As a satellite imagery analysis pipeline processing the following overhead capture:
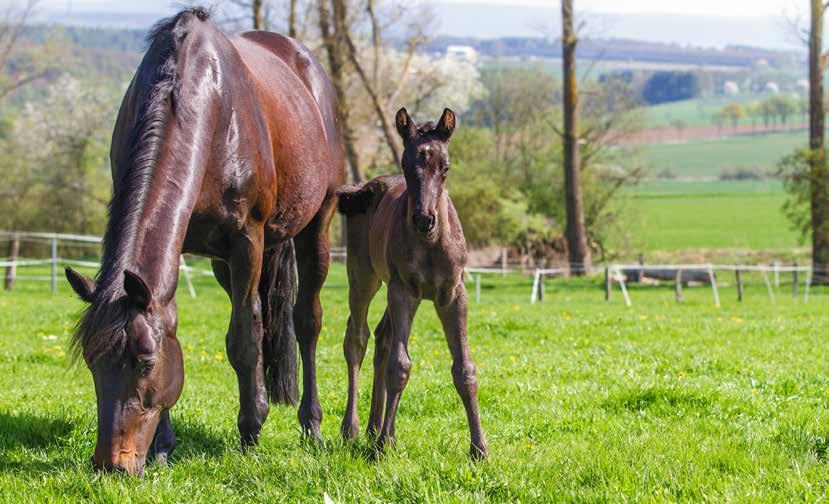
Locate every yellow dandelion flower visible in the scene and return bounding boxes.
[678,371,685,381]
[328,391,336,398]
[214,353,223,361]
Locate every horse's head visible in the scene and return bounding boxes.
[396,107,456,239]
[65,267,184,476]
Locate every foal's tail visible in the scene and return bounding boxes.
[259,240,298,406]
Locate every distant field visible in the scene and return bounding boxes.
[644,131,804,179]
[624,188,799,251]
[643,94,798,129]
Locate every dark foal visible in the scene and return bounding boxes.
[336,108,488,459]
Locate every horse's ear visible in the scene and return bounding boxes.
[65,267,96,303]
[124,270,152,311]
[395,107,416,141]
[436,108,456,140]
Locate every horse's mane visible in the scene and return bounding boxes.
[70,7,210,365]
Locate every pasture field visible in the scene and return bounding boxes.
[1,265,829,501]
[644,131,804,179]
[624,188,799,252]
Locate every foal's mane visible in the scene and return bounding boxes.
[70,8,210,365]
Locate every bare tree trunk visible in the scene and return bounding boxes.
[337,1,402,167]
[367,0,382,89]
[288,0,298,37]
[321,0,363,183]
[251,0,264,29]
[561,0,591,276]
[810,0,829,283]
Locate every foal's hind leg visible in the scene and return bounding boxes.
[341,236,381,440]
[366,309,391,438]
[293,196,337,439]
[435,281,488,459]
[211,236,269,448]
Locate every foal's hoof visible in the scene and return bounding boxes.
[470,442,489,461]
[340,419,360,442]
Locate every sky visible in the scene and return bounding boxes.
[11,0,810,49]
[25,0,800,19]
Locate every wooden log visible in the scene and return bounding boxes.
[736,269,744,302]
[3,233,20,291]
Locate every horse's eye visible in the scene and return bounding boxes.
[137,358,156,376]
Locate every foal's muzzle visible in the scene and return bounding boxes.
[414,212,436,236]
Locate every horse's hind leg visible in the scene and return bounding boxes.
[293,196,337,439]
[435,282,488,460]
[366,309,390,438]
[341,223,381,440]
[148,409,176,465]
[212,235,269,448]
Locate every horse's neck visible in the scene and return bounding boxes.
[102,152,207,303]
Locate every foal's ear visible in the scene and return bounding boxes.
[124,270,152,311]
[65,267,96,303]
[436,108,456,140]
[395,107,417,141]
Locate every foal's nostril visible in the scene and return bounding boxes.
[415,213,436,234]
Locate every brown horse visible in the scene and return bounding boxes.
[336,108,488,459]
[63,8,343,475]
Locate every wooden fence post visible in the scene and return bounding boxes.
[3,233,20,291]
[475,273,481,304]
[792,262,799,299]
[674,268,683,303]
[50,235,58,295]
[604,266,611,301]
[736,269,744,302]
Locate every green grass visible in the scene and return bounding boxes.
[645,131,805,179]
[625,190,799,251]
[1,265,829,500]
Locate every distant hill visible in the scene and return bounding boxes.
[423,37,803,69]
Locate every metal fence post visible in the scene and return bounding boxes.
[475,273,481,304]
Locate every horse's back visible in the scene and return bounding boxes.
[230,33,344,240]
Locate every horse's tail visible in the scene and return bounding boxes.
[259,240,298,406]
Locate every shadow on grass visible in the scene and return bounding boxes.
[0,410,231,474]
[0,410,77,474]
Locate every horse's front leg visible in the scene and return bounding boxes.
[293,197,336,439]
[435,281,488,460]
[221,233,269,447]
[377,274,420,452]
[148,409,176,466]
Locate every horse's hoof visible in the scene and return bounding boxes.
[470,442,489,461]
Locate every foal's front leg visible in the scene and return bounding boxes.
[377,275,420,452]
[220,237,269,447]
[435,281,488,459]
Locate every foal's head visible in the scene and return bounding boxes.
[66,267,184,476]
[395,107,456,239]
